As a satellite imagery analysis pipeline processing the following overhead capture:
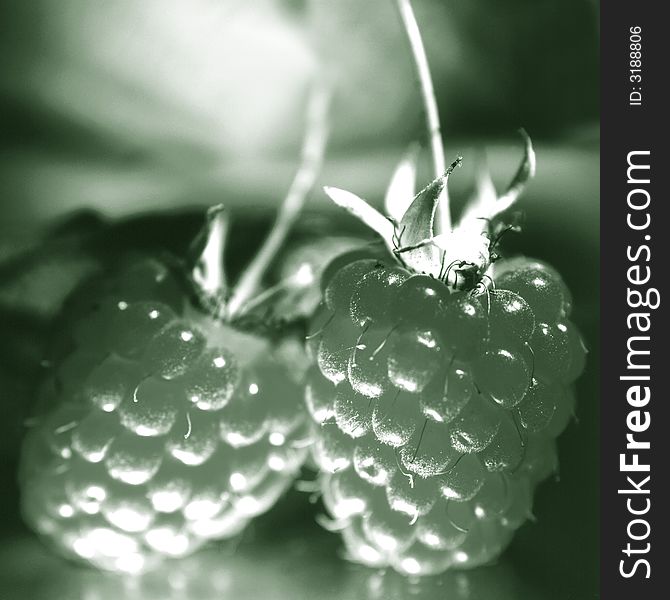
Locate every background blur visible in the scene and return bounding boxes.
[0,1,598,598]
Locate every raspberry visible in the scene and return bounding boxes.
[19,206,315,573]
[19,79,332,572]
[20,266,309,573]
[306,253,584,574]
[309,135,585,575]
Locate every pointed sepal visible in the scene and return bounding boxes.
[459,157,498,226]
[494,129,536,217]
[384,145,419,223]
[323,186,396,254]
[394,157,462,275]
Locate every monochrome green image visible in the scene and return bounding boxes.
[0,0,598,598]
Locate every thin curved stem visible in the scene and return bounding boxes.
[396,0,451,233]
[190,204,230,319]
[226,81,331,318]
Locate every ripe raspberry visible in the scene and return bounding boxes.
[19,254,309,574]
[307,136,586,575]
[18,80,332,573]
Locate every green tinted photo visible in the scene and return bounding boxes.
[0,1,598,598]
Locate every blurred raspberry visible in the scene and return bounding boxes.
[19,258,309,573]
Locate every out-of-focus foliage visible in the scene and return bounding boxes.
[0,0,598,154]
[310,0,598,144]
[0,0,597,230]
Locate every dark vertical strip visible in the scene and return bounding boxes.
[601,2,667,597]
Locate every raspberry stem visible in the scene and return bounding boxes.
[395,0,451,233]
[226,82,331,318]
[191,204,230,319]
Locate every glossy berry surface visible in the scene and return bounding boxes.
[19,259,309,573]
[306,255,585,575]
